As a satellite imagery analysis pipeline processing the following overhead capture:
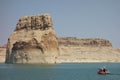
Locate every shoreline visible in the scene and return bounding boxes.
[0,62,120,65]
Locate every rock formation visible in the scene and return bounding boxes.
[2,36,120,63]
[3,14,120,64]
[57,37,120,63]
[5,14,59,64]
[0,45,6,62]
[58,37,112,47]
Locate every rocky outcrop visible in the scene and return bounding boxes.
[15,14,53,31]
[57,46,120,63]
[58,37,112,47]
[5,14,59,64]
[3,14,120,64]
[2,35,120,63]
[57,37,120,63]
[0,45,6,62]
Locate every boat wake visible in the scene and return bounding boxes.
[108,73,120,75]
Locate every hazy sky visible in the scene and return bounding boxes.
[0,0,120,47]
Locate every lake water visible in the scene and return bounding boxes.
[0,63,120,80]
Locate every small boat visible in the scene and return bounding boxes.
[97,66,110,75]
[98,71,110,75]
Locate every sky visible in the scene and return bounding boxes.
[0,0,120,48]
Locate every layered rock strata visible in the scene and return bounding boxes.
[5,14,59,64]
[57,37,120,63]
[0,45,6,62]
[3,14,120,64]
[58,37,112,47]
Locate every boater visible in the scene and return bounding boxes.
[98,66,110,75]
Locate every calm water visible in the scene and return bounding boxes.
[0,63,120,80]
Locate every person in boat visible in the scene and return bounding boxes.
[98,66,110,74]
[98,66,107,72]
[102,66,107,72]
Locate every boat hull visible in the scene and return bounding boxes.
[98,71,110,75]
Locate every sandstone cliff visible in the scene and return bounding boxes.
[57,37,120,63]
[3,14,120,64]
[0,45,6,62]
[5,14,59,64]
[58,37,112,47]
[2,36,120,63]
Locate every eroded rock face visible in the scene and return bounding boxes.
[58,37,112,47]
[0,45,6,62]
[15,14,53,31]
[5,14,59,64]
